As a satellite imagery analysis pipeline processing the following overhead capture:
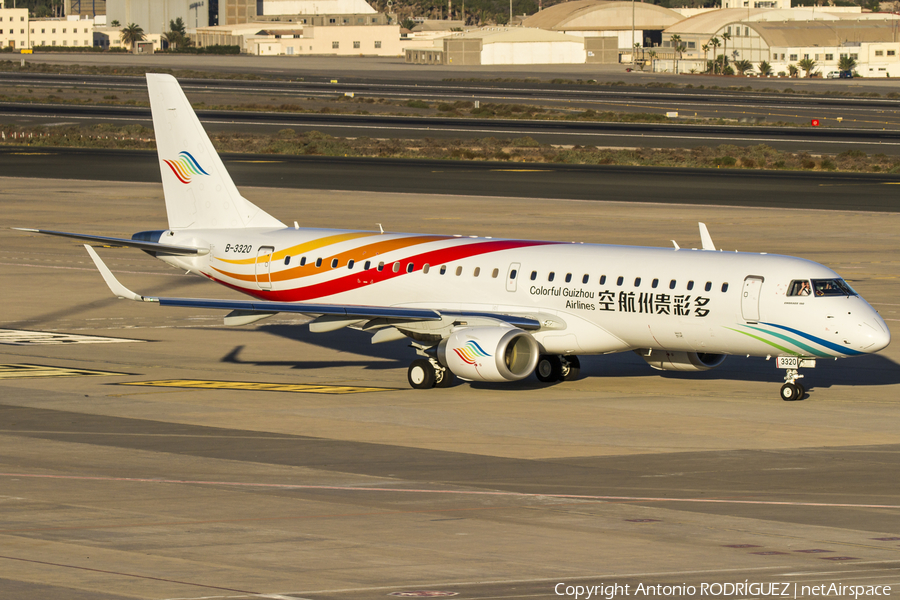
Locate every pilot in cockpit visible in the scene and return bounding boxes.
[788,280,811,297]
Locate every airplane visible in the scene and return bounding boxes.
[16,74,891,401]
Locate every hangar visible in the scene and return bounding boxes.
[405,27,594,65]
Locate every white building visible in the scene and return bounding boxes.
[30,17,95,48]
[195,21,401,55]
[107,0,209,33]
[407,27,588,66]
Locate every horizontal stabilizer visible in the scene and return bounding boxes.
[16,228,208,256]
[699,222,716,251]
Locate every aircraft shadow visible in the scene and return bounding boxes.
[224,323,900,393]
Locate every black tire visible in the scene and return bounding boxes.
[561,355,581,381]
[780,383,799,401]
[408,359,436,389]
[435,368,455,388]
[796,383,805,399]
[536,355,562,382]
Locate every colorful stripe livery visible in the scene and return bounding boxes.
[727,322,863,358]
[211,238,557,302]
[454,341,492,365]
[163,151,210,184]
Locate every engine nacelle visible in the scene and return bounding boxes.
[638,350,726,372]
[438,327,540,382]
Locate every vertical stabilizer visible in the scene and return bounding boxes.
[147,73,284,230]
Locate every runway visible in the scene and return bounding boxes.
[2,147,900,211]
[1,175,899,599]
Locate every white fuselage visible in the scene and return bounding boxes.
[154,226,890,360]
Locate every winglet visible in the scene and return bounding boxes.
[83,245,158,303]
[671,240,680,250]
[699,222,716,251]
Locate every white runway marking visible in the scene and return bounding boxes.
[1,472,897,509]
[0,329,145,346]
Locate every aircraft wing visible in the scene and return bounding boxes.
[83,245,541,330]
[14,228,208,256]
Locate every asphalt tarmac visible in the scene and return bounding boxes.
[1,175,900,599]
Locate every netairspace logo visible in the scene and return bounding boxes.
[554,582,892,599]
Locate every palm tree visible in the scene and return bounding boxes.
[670,34,682,73]
[169,17,187,37]
[709,37,720,74]
[110,19,120,27]
[797,57,817,78]
[838,55,856,74]
[120,23,145,51]
[757,60,772,76]
[701,44,710,72]
[788,64,799,78]
[721,31,731,74]
[734,59,752,75]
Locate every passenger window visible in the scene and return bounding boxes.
[284,256,291,265]
[616,276,624,286]
[456,266,463,276]
[599,275,606,285]
[364,260,371,270]
[392,262,400,273]
[705,281,712,292]
[669,279,676,290]
[331,258,338,268]
[634,277,641,287]
[652,278,659,289]
[548,272,555,282]
[531,271,538,281]
[582,274,589,284]
[565,273,572,283]
[492,268,499,278]
[440,265,447,275]
[423,264,430,274]
[510,269,517,280]
[348,259,354,270]
[377,261,385,272]
[474,267,481,277]
[407,263,414,273]
[300,256,307,266]
[687,280,694,291]
[788,280,811,297]
[722,283,729,292]
[315,258,323,268]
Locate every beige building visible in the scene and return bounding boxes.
[406,27,594,66]
[0,7,28,50]
[195,22,401,55]
[30,17,95,48]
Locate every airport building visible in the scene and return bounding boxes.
[194,21,401,55]
[405,27,599,65]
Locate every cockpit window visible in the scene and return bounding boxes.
[812,278,857,297]
[788,280,812,297]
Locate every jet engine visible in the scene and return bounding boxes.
[637,350,726,372]
[438,327,540,382]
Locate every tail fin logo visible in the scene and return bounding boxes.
[453,340,492,365]
[163,151,210,184]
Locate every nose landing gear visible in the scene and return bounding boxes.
[777,356,814,401]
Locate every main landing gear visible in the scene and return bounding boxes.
[407,358,454,389]
[779,366,806,402]
[536,355,580,383]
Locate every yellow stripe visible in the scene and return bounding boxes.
[0,364,124,379]
[120,379,395,394]
[216,232,379,265]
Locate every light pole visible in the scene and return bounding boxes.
[631,0,635,64]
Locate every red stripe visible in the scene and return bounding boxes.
[164,160,190,184]
[210,239,556,302]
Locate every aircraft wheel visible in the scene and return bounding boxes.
[561,355,581,381]
[796,383,805,399]
[435,368,455,388]
[780,383,800,401]
[536,355,562,382]
[408,359,436,389]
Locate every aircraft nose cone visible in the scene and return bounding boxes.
[863,316,891,353]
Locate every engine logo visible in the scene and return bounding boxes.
[453,340,491,365]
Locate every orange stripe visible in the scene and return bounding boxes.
[212,235,451,283]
